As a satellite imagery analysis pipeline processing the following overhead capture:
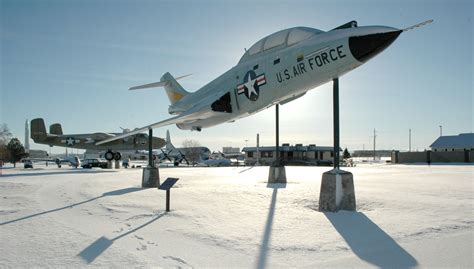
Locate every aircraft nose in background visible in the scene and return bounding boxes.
[349,30,402,62]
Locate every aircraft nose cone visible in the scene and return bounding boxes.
[349,30,402,62]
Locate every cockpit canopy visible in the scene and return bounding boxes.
[239,27,324,63]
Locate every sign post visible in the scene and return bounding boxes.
[158,177,179,212]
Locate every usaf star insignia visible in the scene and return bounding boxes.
[237,70,266,101]
[65,137,79,146]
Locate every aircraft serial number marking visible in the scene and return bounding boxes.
[276,45,346,83]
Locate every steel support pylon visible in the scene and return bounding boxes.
[268,104,286,183]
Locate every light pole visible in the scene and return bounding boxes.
[409,128,411,152]
[373,128,377,161]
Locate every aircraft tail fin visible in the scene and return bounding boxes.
[50,123,63,135]
[129,72,191,105]
[165,130,175,151]
[30,118,47,142]
[161,72,190,104]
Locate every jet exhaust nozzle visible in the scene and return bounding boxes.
[349,30,402,62]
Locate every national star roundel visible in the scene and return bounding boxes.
[65,137,77,146]
[237,70,267,101]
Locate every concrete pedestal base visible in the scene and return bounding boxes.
[142,166,160,188]
[319,169,356,212]
[106,161,113,169]
[268,165,287,183]
[114,160,120,169]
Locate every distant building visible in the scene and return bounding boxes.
[392,133,474,163]
[28,149,48,158]
[242,143,337,166]
[430,133,474,152]
[352,150,392,158]
[222,147,240,154]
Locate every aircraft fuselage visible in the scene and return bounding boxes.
[174,25,401,130]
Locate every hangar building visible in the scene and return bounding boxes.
[392,133,474,163]
[430,133,474,151]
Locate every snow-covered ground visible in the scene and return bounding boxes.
[1,163,472,268]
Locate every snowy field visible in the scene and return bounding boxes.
[1,163,472,268]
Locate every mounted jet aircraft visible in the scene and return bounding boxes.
[96,20,432,145]
[30,118,166,161]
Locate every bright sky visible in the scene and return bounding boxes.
[1,0,472,153]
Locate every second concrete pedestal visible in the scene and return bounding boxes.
[268,165,287,183]
[319,169,356,212]
[142,166,160,188]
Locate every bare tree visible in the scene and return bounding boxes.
[0,124,13,163]
[0,124,12,146]
[181,139,202,165]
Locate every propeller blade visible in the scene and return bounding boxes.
[177,149,190,165]
[182,155,190,165]
[160,148,172,161]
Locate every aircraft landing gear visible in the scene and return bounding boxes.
[104,150,122,161]
[105,150,114,161]
[113,152,121,161]
[104,150,122,169]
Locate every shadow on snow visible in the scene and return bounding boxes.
[78,212,167,263]
[324,211,418,268]
[255,183,286,269]
[0,187,144,226]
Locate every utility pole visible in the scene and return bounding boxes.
[24,120,30,154]
[256,133,260,166]
[408,129,412,152]
[373,128,377,161]
[439,125,443,137]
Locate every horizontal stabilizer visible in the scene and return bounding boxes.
[129,74,192,91]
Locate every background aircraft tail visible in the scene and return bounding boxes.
[50,123,63,135]
[30,118,47,142]
[129,72,191,105]
[165,130,175,151]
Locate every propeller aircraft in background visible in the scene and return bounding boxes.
[30,118,166,161]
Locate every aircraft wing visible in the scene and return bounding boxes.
[89,132,116,140]
[95,109,216,146]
